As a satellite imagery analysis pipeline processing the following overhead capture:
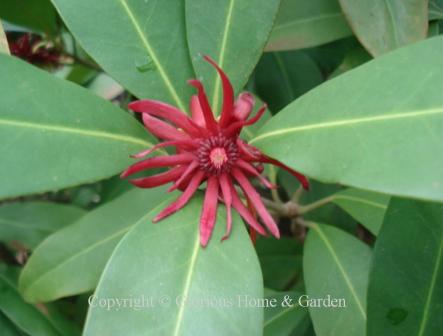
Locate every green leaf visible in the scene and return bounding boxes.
[65,65,97,86]
[260,255,302,291]
[304,223,371,336]
[0,312,23,336]
[329,47,372,78]
[256,236,302,256]
[0,20,9,54]
[332,188,390,235]
[251,37,443,202]
[51,0,194,110]
[266,0,352,52]
[339,0,428,56]
[429,0,443,20]
[0,54,153,199]
[240,95,272,141]
[0,0,57,34]
[428,20,441,37]
[186,0,280,115]
[367,198,443,336]
[0,265,62,336]
[256,236,303,291]
[254,51,323,112]
[0,202,85,249]
[83,195,263,336]
[264,292,311,336]
[19,188,172,302]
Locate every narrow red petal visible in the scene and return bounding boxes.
[121,153,194,178]
[130,140,197,159]
[129,100,202,136]
[168,160,199,192]
[259,155,310,190]
[190,95,206,127]
[234,92,255,121]
[129,166,186,188]
[249,227,258,245]
[219,174,233,241]
[203,55,234,127]
[230,182,266,235]
[142,114,190,141]
[225,104,267,137]
[232,168,280,238]
[153,170,205,222]
[237,159,276,189]
[200,177,219,246]
[188,79,218,133]
[237,139,261,161]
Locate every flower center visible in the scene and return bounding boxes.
[197,134,238,174]
[209,148,228,169]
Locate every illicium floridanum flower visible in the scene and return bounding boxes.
[121,56,309,246]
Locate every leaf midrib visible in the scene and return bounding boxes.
[251,107,443,143]
[313,224,367,320]
[0,218,54,233]
[118,0,186,111]
[263,303,300,328]
[0,118,152,147]
[21,225,133,298]
[383,0,399,47]
[211,0,235,115]
[334,195,388,210]
[0,272,62,336]
[417,236,443,336]
[172,228,201,336]
[274,12,344,32]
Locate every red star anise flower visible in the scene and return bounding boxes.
[121,56,309,246]
[8,33,60,66]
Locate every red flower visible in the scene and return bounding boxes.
[121,56,309,246]
[8,33,60,66]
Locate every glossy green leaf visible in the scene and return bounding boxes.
[19,188,172,302]
[367,199,443,336]
[254,51,323,112]
[83,195,263,336]
[186,0,280,115]
[0,265,62,336]
[429,0,443,20]
[256,237,304,291]
[251,37,443,202]
[428,20,441,37]
[256,236,302,256]
[0,0,57,34]
[266,0,352,52]
[51,0,194,110]
[0,202,85,249]
[264,292,311,336]
[0,54,153,199]
[241,96,271,141]
[339,0,428,56]
[333,188,390,235]
[0,312,23,336]
[304,223,371,336]
[0,21,9,54]
[260,255,302,291]
[65,65,97,86]
[329,47,372,78]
